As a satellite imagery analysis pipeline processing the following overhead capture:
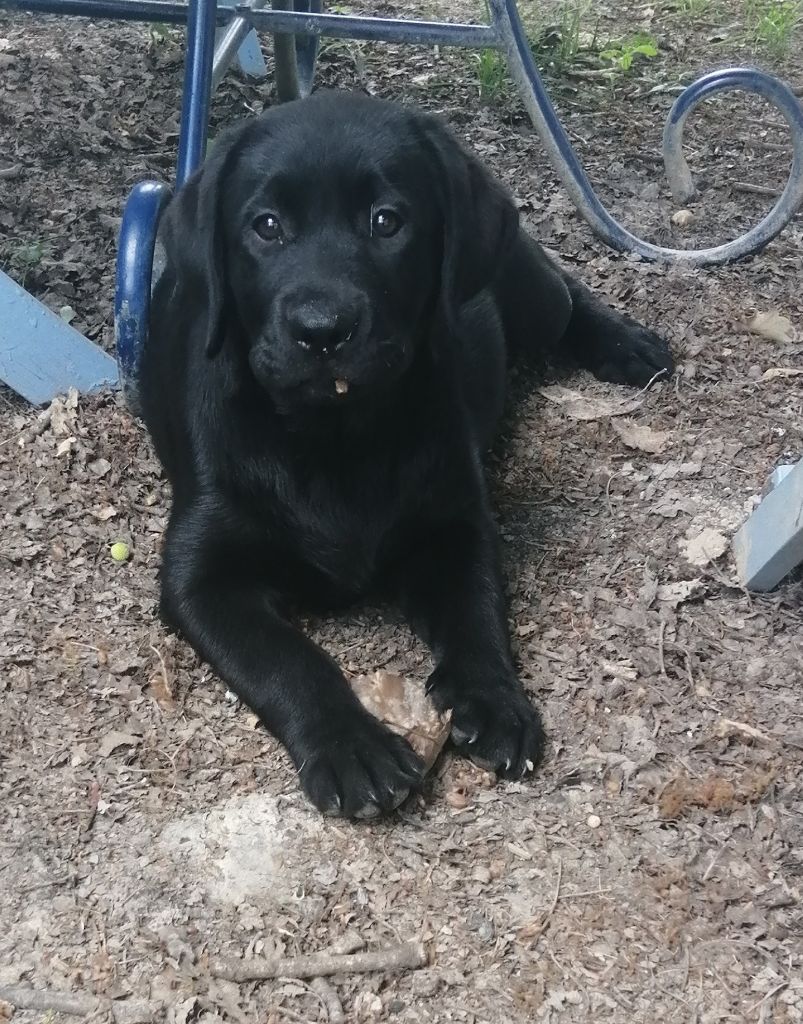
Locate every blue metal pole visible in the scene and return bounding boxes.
[176,0,217,186]
[0,0,500,48]
[0,0,218,22]
[491,0,803,265]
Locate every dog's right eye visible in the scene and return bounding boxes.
[253,214,284,242]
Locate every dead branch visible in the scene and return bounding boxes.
[310,978,345,1024]
[0,986,159,1023]
[210,940,428,983]
[733,181,781,198]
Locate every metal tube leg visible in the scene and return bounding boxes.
[176,0,217,186]
[115,181,173,411]
[491,0,803,266]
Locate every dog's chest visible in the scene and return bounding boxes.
[268,443,450,598]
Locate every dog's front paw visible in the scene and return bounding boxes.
[594,319,674,387]
[297,714,425,819]
[427,665,545,778]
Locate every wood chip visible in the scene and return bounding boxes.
[611,418,671,454]
[538,384,642,421]
[746,311,797,344]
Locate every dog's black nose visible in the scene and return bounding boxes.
[286,300,360,357]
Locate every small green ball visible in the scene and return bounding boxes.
[110,542,130,562]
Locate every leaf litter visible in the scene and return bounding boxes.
[1,8,802,1024]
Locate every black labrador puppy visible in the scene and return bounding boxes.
[141,90,672,818]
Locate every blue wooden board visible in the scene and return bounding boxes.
[732,458,803,591]
[0,269,119,406]
[236,27,268,78]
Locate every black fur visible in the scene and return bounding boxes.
[141,90,673,818]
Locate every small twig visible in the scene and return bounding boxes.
[657,619,668,679]
[747,981,788,1014]
[702,844,725,882]
[733,181,781,198]
[83,780,101,834]
[0,986,159,1023]
[547,856,563,918]
[639,368,670,395]
[0,163,22,180]
[310,978,345,1024]
[557,886,612,900]
[716,718,773,745]
[209,941,427,983]
[736,136,789,153]
[148,644,175,706]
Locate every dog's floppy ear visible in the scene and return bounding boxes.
[419,116,519,323]
[158,129,242,358]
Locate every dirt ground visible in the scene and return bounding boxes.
[1,2,802,1022]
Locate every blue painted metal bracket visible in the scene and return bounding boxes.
[0,269,118,405]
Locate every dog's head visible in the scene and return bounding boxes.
[159,91,518,412]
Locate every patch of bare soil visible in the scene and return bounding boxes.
[1,2,802,1022]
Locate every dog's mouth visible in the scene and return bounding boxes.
[249,334,410,410]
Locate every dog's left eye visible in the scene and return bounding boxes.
[371,207,402,238]
[253,213,284,242]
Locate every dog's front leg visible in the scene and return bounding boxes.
[159,503,423,818]
[394,512,545,777]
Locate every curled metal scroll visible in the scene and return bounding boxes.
[493,0,803,265]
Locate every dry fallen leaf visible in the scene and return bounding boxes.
[538,384,642,421]
[90,504,118,522]
[50,388,79,435]
[651,493,697,519]
[681,528,728,566]
[759,367,803,382]
[55,436,76,457]
[611,418,671,454]
[656,579,705,606]
[99,729,142,758]
[88,457,112,477]
[747,311,797,344]
[651,461,702,481]
[671,208,696,227]
[600,659,638,681]
[349,670,451,771]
